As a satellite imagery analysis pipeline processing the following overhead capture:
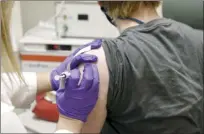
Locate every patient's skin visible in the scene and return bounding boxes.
[80,47,109,133]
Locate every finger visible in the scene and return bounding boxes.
[88,64,100,92]
[90,39,102,49]
[72,41,93,56]
[70,54,98,69]
[79,63,94,90]
[72,39,102,55]
[67,69,81,89]
[72,44,89,56]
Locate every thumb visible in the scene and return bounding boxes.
[70,54,98,69]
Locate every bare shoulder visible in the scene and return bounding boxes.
[87,45,109,99]
[81,45,109,133]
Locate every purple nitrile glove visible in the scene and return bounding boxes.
[50,39,102,91]
[50,54,98,91]
[56,63,99,122]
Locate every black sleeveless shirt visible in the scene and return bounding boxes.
[101,18,203,134]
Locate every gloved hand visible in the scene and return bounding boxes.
[56,63,99,122]
[50,39,102,91]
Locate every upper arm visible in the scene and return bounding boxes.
[80,46,109,133]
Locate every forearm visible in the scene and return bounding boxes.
[36,72,52,94]
[56,115,84,133]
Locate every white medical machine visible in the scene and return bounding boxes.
[20,1,119,73]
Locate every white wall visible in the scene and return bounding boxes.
[10,1,56,50]
[20,1,55,33]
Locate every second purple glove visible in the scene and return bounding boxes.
[57,63,99,122]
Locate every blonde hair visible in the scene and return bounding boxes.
[1,1,24,85]
[100,1,161,19]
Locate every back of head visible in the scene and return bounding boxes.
[99,1,161,19]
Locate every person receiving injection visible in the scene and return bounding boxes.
[1,1,101,133]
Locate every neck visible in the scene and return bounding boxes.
[116,8,161,33]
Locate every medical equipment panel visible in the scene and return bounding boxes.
[20,35,94,72]
[55,1,119,38]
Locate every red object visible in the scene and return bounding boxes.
[32,93,59,122]
[20,54,66,62]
